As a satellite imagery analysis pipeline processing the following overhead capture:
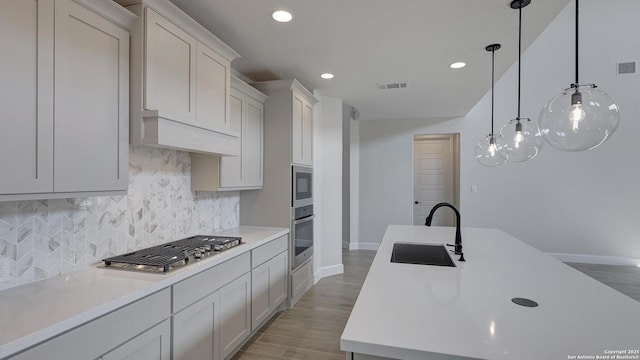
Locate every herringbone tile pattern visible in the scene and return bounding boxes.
[0,146,239,291]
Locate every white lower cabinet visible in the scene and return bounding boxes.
[101,320,171,360]
[291,259,313,305]
[219,272,252,359]
[172,272,253,360]
[7,237,288,360]
[9,289,170,360]
[251,251,288,331]
[172,291,220,360]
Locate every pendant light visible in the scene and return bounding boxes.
[475,44,506,167]
[499,0,543,162]
[538,0,619,151]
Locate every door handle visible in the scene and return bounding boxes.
[414,201,421,204]
[293,214,315,225]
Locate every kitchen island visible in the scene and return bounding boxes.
[341,225,640,360]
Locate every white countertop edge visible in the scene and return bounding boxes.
[0,226,289,358]
[340,339,482,360]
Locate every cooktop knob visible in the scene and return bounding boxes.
[214,244,225,251]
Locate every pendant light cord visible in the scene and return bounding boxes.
[575,0,579,84]
[491,47,495,135]
[517,2,522,119]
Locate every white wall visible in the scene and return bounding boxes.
[313,92,344,281]
[342,104,353,250]
[357,0,640,261]
[349,109,360,250]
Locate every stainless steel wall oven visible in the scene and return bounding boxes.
[291,204,314,269]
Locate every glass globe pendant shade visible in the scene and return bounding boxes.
[498,118,543,162]
[475,134,506,167]
[538,84,619,151]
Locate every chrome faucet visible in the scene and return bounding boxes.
[425,202,465,262]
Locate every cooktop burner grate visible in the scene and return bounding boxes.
[102,235,243,273]
[103,248,188,272]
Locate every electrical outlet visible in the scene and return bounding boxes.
[0,258,10,282]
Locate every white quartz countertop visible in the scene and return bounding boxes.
[0,226,288,359]
[341,225,640,360]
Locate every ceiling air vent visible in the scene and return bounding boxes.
[377,81,408,90]
[617,61,636,75]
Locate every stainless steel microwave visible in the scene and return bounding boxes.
[292,165,312,208]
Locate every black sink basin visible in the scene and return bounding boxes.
[390,243,456,267]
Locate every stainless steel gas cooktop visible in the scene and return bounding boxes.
[102,235,243,273]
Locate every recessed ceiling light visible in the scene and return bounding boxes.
[450,62,466,69]
[272,10,293,23]
[321,73,334,80]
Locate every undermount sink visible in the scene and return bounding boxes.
[390,243,456,267]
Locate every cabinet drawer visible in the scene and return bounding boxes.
[291,260,313,304]
[252,235,288,269]
[173,252,250,312]
[10,288,170,360]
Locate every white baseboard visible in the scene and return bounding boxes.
[348,242,379,251]
[547,252,640,266]
[314,264,345,284]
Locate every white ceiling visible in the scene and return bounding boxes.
[169,0,570,121]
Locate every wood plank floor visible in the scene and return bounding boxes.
[232,250,375,360]
[567,262,640,302]
[232,250,639,359]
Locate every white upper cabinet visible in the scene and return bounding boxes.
[54,0,130,193]
[118,0,241,156]
[144,7,196,122]
[253,79,317,167]
[0,0,134,200]
[219,78,266,189]
[191,76,266,192]
[292,92,314,166]
[196,42,231,132]
[0,0,54,195]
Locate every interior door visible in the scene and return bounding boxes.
[413,135,457,226]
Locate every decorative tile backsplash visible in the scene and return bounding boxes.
[0,146,239,291]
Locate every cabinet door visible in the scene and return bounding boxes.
[269,251,288,308]
[219,91,243,188]
[54,0,129,192]
[102,320,171,360]
[145,7,196,122]
[0,0,54,194]
[196,42,231,131]
[301,100,314,166]
[172,291,220,360]
[251,260,271,331]
[219,272,251,359]
[291,94,304,165]
[244,98,264,187]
